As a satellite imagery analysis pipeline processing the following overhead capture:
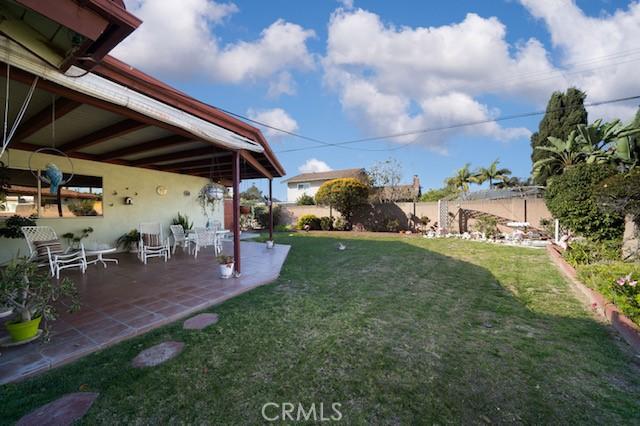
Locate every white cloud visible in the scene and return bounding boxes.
[267,71,296,98]
[298,158,333,173]
[247,108,299,139]
[519,0,640,120]
[324,9,541,152]
[113,1,315,93]
[337,0,354,9]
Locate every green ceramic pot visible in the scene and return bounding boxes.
[6,316,42,342]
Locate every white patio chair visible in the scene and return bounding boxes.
[21,226,87,278]
[139,223,171,264]
[170,224,192,255]
[192,227,215,259]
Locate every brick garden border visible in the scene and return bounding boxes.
[546,244,640,353]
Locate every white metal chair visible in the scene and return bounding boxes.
[192,227,215,259]
[139,223,171,264]
[169,224,192,254]
[21,226,87,278]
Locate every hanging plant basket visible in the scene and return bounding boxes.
[198,183,225,215]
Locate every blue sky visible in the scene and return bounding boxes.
[114,0,640,201]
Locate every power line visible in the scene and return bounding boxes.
[216,93,639,155]
[276,94,640,153]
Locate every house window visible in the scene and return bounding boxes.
[297,183,310,190]
[1,166,104,218]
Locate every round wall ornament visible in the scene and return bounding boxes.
[156,185,168,196]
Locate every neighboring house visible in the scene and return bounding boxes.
[371,175,422,202]
[283,168,367,202]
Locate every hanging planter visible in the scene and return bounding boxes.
[198,183,225,216]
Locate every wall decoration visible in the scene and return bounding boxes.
[156,185,168,196]
[183,190,191,197]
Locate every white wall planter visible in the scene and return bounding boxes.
[219,263,234,279]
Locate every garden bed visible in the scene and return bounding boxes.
[547,244,640,352]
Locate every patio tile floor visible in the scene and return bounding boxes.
[0,241,289,384]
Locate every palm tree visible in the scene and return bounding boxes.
[474,159,512,189]
[445,164,476,192]
[532,130,586,179]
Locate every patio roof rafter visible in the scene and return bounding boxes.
[155,156,232,171]
[13,97,82,142]
[97,135,192,161]
[59,119,147,153]
[129,147,227,167]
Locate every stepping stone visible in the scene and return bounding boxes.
[183,313,219,330]
[16,392,98,426]
[132,341,184,368]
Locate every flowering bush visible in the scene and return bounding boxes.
[578,263,640,325]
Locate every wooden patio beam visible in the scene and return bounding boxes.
[128,147,220,166]
[154,155,233,171]
[14,98,82,142]
[59,119,147,153]
[97,135,192,161]
[240,149,272,179]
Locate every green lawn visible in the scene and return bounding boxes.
[2,234,640,424]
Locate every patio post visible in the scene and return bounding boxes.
[233,150,241,276]
[268,178,273,241]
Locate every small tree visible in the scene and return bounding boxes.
[296,193,315,205]
[315,178,369,227]
[240,185,263,201]
[367,157,403,202]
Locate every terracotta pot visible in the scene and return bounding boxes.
[240,206,251,215]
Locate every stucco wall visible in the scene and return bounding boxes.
[286,180,324,203]
[280,198,551,231]
[0,149,223,264]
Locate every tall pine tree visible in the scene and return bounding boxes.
[530,87,588,185]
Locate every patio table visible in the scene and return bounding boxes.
[85,247,119,268]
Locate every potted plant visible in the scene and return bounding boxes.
[61,227,93,250]
[217,255,234,279]
[0,214,37,239]
[116,229,141,253]
[172,212,193,231]
[0,258,80,342]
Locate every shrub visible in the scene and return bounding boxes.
[274,224,291,232]
[333,217,348,231]
[296,193,315,205]
[315,178,369,227]
[384,218,401,232]
[578,263,640,325]
[594,168,640,226]
[254,205,284,228]
[545,163,623,241]
[474,216,499,238]
[0,214,37,239]
[319,216,333,231]
[563,239,621,267]
[296,214,320,230]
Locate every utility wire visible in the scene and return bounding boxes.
[277,94,640,153]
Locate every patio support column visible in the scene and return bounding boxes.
[268,179,273,241]
[232,151,241,276]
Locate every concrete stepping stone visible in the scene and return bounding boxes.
[132,341,184,368]
[16,392,98,426]
[183,313,219,330]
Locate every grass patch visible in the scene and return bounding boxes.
[1,234,639,424]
